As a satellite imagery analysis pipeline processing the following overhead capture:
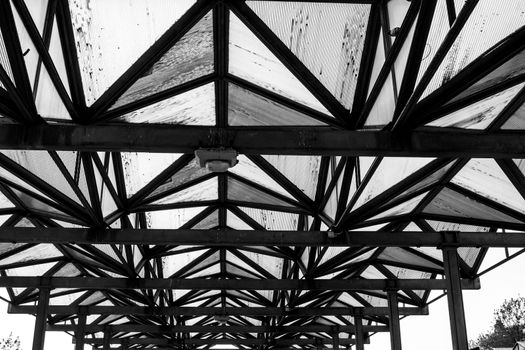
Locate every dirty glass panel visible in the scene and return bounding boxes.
[229,12,330,115]
[229,155,293,200]
[247,1,370,110]
[423,187,522,223]
[152,177,218,205]
[450,49,525,103]
[112,11,213,109]
[239,207,298,231]
[68,0,195,105]
[147,206,207,229]
[115,83,215,125]
[501,99,525,129]
[352,157,432,211]
[121,153,185,198]
[427,82,525,129]
[261,155,320,200]
[451,159,525,214]
[227,177,295,207]
[421,1,525,99]
[367,191,429,221]
[228,83,326,126]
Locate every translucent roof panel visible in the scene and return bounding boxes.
[421,1,525,99]
[228,83,327,126]
[247,1,370,110]
[111,11,214,109]
[68,0,196,105]
[114,83,215,125]
[427,82,525,129]
[229,12,331,115]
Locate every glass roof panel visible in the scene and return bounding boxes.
[423,187,522,224]
[239,207,298,231]
[261,155,321,200]
[192,209,218,229]
[114,82,215,125]
[367,191,429,221]
[229,155,294,200]
[364,31,396,128]
[415,0,449,87]
[34,71,71,122]
[227,177,295,207]
[226,210,253,230]
[11,3,38,89]
[427,82,525,129]
[1,150,81,203]
[152,176,218,205]
[0,29,14,90]
[112,11,213,109]
[501,98,525,129]
[24,0,47,34]
[162,250,218,278]
[352,157,432,211]
[449,49,525,103]
[228,83,327,126]
[148,158,211,200]
[147,206,207,229]
[229,12,330,115]
[121,153,185,198]
[451,159,525,214]
[247,1,370,110]
[49,19,71,98]
[68,0,196,105]
[422,1,525,99]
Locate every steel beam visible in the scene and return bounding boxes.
[354,315,365,350]
[32,288,50,350]
[9,305,429,317]
[77,337,366,346]
[0,276,480,291]
[387,291,402,350]
[1,228,524,247]
[74,313,86,350]
[0,124,524,157]
[443,248,469,350]
[49,324,389,334]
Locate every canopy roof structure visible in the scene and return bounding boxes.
[0,0,525,349]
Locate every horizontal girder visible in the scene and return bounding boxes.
[0,124,524,157]
[8,305,429,316]
[0,228,524,247]
[0,276,480,290]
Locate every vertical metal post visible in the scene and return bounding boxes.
[121,338,129,350]
[102,328,111,350]
[387,290,402,350]
[354,315,365,350]
[442,247,469,350]
[332,327,340,350]
[74,310,86,350]
[32,288,51,350]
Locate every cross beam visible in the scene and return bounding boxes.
[49,324,389,334]
[0,276,480,290]
[9,305,429,317]
[77,337,367,346]
[0,228,524,247]
[0,124,524,157]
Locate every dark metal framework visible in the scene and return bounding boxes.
[0,0,524,350]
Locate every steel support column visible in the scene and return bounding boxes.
[32,288,50,350]
[387,291,402,350]
[332,330,340,350]
[102,329,111,350]
[442,247,469,350]
[74,311,86,350]
[355,315,365,350]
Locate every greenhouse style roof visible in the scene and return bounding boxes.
[0,0,525,349]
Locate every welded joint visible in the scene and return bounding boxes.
[438,230,461,249]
